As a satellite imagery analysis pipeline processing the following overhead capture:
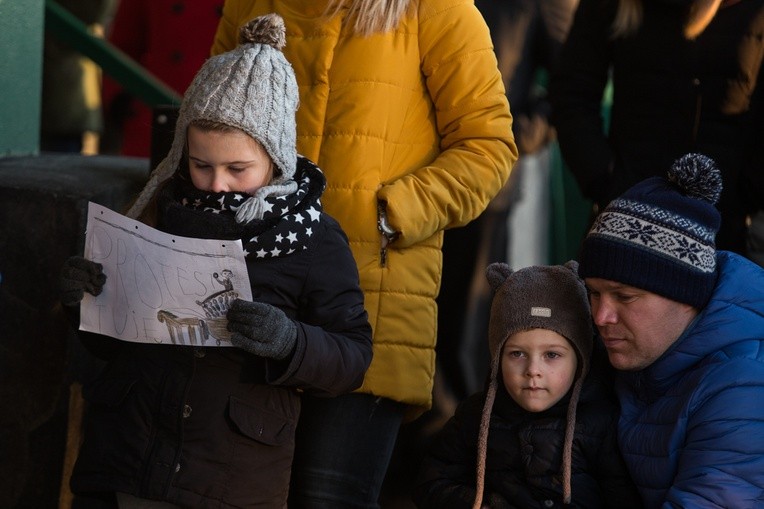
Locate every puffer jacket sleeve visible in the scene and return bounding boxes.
[548,0,615,204]
[376,0,517,248]
[412,393,484,509]
[267,215,372,396]
[662,359,764,508]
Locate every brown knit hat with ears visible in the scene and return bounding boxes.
[126,13,299,223]
[472,261,593,509]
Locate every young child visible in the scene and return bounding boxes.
[413,262,640,508]
[58,14,373,509]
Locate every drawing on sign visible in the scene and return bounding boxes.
[157,310,210,346]
[81,202,252,346]
[156,269,241,346]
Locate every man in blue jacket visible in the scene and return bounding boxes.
[578,152,764,508]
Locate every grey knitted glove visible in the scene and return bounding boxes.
[59,256,107,307]
[226,299,297,360]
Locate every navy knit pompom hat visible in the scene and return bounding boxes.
[579,153,722,308]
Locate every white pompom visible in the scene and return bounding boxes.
[667,153,722,204]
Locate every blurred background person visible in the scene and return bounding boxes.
[41,0,116,155]
[550,0,764,264]
[101,0,224,157]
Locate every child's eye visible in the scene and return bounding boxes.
[507,350,524,359]
[545,352,561,359]
[616,293,637,303]
[228,166,246,173]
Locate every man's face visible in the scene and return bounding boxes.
[585,278,698,371]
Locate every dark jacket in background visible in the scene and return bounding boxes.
[550,0,764,254]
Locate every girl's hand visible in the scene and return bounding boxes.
[59,256,106,306]
[226,299,297,360]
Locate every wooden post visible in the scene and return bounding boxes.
[58,382,84,509]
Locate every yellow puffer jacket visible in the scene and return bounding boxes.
[212,0,517,416]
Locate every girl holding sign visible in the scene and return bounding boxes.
[59,14,372,509]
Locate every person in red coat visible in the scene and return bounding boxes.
[102,0,224,157]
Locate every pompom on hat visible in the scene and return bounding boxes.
[126,13,299,222]
[579,153,722,308]
[473,261,593,508]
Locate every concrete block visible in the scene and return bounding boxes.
[0,154,148,508]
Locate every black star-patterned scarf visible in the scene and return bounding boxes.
[162,156,326,260]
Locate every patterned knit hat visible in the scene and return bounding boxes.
[126,13,299,222]
[473,261,593,508]
[579,153,722,308]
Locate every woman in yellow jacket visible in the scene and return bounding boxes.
[212,0,517,505]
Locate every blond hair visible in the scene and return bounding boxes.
[324,0,413,36]
[611,0,722,40]
[684,0,723,39]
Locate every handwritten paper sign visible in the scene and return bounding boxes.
[81,202,252,346]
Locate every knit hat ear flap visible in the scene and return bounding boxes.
[473,263,512,509]
[556,260,588,503]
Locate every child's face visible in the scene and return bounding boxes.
[187,125,274,194]
[500,328,577,413]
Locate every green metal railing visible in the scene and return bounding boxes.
[0,0,44,156]
[44,0,182,107]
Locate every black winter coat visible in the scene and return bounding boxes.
[70,159,373,508]
[413,373,641,509]
[550,0,764,254]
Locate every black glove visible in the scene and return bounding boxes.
[226,299,297,360]
[59,256,107,307]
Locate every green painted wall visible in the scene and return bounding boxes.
[0,0,44,156]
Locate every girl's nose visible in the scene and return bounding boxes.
[209,169,228,193]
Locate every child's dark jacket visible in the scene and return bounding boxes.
[70,158,372,508]
[413,369,641,509]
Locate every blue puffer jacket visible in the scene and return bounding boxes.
[616,251,764,508]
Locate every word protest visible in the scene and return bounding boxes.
[81,202,252,347]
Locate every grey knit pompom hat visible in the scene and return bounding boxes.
[126,13,299,221]
[472,261,593,509]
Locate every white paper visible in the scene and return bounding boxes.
[81,202,252,347]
